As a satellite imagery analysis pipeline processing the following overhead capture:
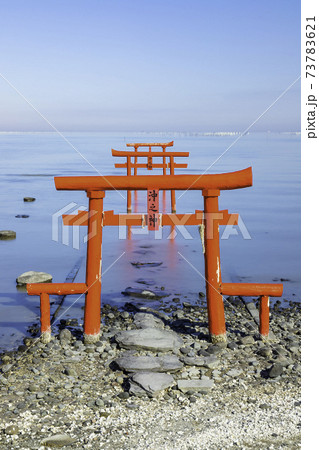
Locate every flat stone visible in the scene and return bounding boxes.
[115,328,183,352]
[206,344,224,355]
[226,368,243,377]
[258,347,272,358]
[122,287,169,299]
[268,363,284,378]
[41,434,77,447]
[0,230,16,240]
[129,372,175,397]
[133,313,164,329]
[239,335,255,345]
[114,355,183,373]
[177,379,214,393]
[135,278,156,286]
[183,356,206,366]
[204,356,220,369]
[131,262,163,268]
[16,271,52,286]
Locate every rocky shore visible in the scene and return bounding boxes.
[0,295,301,449]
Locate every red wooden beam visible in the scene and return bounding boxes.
[112,149,189,158]
[54,168,253,191]
[114,163,188,169]
[126,141,174,148]
[221,283,283,297]
[27,282,87,295]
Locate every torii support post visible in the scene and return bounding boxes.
[259,295,270,337]
[84,190,105,343]
[169,155,176,213]
[202,189,226,343]
[40,293,51,343]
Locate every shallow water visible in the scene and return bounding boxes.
[0,131,300,351]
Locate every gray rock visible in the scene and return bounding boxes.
[114,355,183,373]
[131,262,163,268]
[133,313,164,329]
[177,379,214,393]
[118,392,130,400]
[227,342,238,350]
[122,287,169,299]
[41,434,76,447]
[59,329,72,342]
[204,356,220,369]
[16,271,52,286]
[239,335,255,346]
[135,278,156,286]
[1,364,12,373]
[173,311,184,320]
[226,368,243,377]
[183,356,206,366]
[5,425,19,435]
[268,363,283,378]
[182,355,219,369]
[23,197,36,202]
[0,230,16,240]
[64,367,77,377]
[129,372,175,397]
[273,356,293,367]
[115,328,183,352]
[206,344,225,355]
[0,375,8,385]
[258,347,272,358]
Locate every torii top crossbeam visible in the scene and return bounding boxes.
[54,167,253,191]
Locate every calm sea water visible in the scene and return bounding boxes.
[0,132,300,351]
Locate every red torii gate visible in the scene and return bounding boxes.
[112,141,189,213]
[27,168,283,344]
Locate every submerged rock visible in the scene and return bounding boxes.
[131,262,163,268]
[23,197,36,202]
[15,214,29,218]
[16,271,52,286]
[122,287,169,299]
[0,230,16,240]
[135,278,156,286]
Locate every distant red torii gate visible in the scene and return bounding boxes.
[111,141,189,213]
[27,167,283,344]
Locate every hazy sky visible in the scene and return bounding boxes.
[0,0,300,131]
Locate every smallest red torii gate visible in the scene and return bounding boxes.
[112,141,189,213]
[27,167,283,344]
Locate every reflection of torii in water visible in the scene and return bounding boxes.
[27,167,283,346]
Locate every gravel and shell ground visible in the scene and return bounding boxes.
[0,294,301,449]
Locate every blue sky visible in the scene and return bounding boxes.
[0,0,300,131]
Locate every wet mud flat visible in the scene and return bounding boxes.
[0,293,300,449]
